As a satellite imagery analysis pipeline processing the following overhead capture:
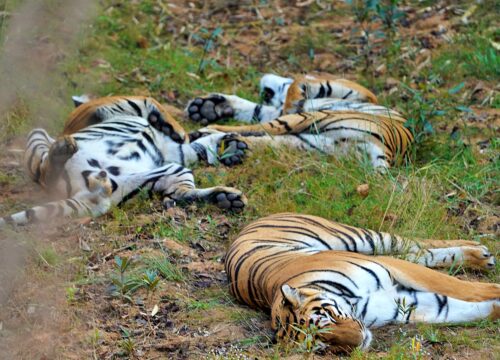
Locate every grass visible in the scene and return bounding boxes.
[0,0,498,359]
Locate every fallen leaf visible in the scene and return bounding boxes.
[356,184,369,198]
[185,261,223,273]
[163,239,197,258]
[384,213,399,223]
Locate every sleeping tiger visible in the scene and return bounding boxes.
[225,213,499,352]
[0,96,248,227]
[186,73,413,169]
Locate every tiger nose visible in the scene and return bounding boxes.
[98,170,107,178]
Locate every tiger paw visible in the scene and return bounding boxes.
[217,134,248,167]
[147,110,183,143]
[186,95,234,125]
[463,246,496,270]
[211,187,247,212]
[49,135,78,165]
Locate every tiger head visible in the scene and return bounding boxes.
[271,284,372,353]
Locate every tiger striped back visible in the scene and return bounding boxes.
[62,96,188,144]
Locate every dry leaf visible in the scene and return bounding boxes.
[151,304,159,317]
[356,184,369,198]
[163,239,197,258]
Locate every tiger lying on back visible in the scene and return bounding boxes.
[225,213,499,352]
[186,73,413,168]
[0,96,249,227]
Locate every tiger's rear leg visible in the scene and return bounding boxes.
[0,171,112,227]
[186,95,281,125]
[355,228,497,271]
[404,239,496,271]
[25,129,77,189]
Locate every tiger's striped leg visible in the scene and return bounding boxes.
[344,229,496,270]
[361,256,500,326]
[186,94,281,125]
[361,285,499,327]
[118,163,247,211]
[405,241,496,270]
[401,290,499,324]
[25,129,54,186]
[24,129,77,189]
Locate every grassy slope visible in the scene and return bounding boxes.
[0,0,499,359]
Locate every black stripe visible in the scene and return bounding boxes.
[252,105,262,123]
[65,199,78,212]
[342,89,353,99]
[110,179,119,193]
[142,131,164,164]
[434,294,448,317]
[276,119,292,132]
[346,261,382,289]
[293,134,327,154]
[127,99,143,117]
[87,159,100,168]
[326,82,332,97]
[316,84,326,98]
[191,142,207,162]
[27,143,46,172]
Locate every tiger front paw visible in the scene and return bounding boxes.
[212,187,247,212]
[217,134,248,167]
[186,95,234,125]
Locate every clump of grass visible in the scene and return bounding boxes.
[186,299,220,311]
[144,256,185,282]
[36,246,60,268]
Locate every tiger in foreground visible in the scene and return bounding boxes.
[186,73,413,169]
[0,96,249,227]
[225,213,499,352]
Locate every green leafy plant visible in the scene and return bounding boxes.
[193,27,223,75]
[141,269,160,299]
[374,0,403,33]
[291,323,335,353]
[119,328,136,357]
[110,256,143,302]
[396,296,417,319]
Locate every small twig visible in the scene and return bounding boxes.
[102,244,134,262]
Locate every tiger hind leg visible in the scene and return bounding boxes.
[0,171,112,227]
[25,129,77,189]
[186,94,281,125]
[404,240,496,270]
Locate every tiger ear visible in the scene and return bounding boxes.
[281,284,303,309]
[72,95,91,108]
